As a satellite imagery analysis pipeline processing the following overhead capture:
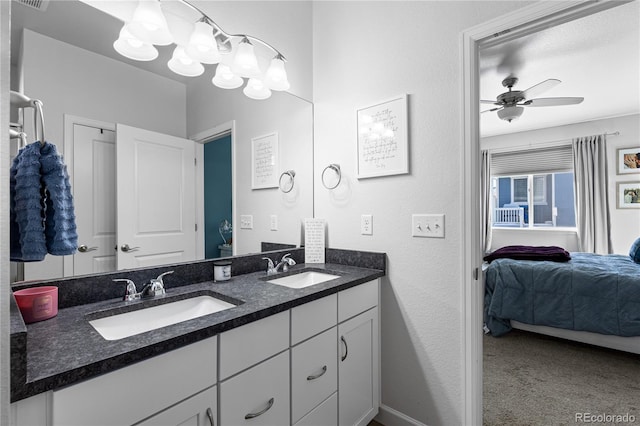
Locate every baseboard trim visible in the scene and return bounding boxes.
[375,404,428,426]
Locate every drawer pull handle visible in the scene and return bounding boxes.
[245,397,274,420]
[341,336,348,362]
[206,407,215,426]
[307,365,327,381]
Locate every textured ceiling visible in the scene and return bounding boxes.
[479,1,640,137]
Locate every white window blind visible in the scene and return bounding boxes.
[491,145,573,176]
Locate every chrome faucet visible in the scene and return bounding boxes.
[113,271,174,301]
[113,278,139,302]
[263,253,296,276]
[140,271,174,298]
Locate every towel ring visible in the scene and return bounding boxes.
[321,164,341,190]
[279,170,296,193]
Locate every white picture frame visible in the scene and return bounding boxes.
[251,132,279,189]
[617,147,640,175]
[617,181,640,209]
[356,94,409,179]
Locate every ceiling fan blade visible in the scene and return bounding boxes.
[481,107,502,113]
[480,100,499,104]
[524,97,584,107]
[522,78,561,100]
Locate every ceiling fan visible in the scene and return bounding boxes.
[481,76,584,122]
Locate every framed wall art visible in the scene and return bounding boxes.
[251,132,279,189]
[617,181,640,209]
[356,94,408,179]
[617,147,640,175]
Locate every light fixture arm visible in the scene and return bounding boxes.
[179,0,285,59]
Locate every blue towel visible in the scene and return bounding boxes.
[10,141,78,262]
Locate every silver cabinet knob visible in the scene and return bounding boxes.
[120,244,140,253]
[78,245,98,253]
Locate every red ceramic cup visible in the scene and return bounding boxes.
[14,286,58,324]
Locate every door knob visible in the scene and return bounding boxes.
[120,244,140,252]
[78,245,98,253]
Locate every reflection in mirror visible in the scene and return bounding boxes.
[9,0,313,282]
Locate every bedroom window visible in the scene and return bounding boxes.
[490,145,576,229]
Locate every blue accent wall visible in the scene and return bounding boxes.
[204,135,232,259]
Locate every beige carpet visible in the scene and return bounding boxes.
[484,329,640,425]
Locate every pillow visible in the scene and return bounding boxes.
[630,237,640,264]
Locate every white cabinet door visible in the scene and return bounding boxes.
[338,307,379,426]
[219,350,290,426]
[137,386,217,426]
[291,327,337,424]
[72,124,117,275]
[116,124,196,270]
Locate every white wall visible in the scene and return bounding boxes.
[186,81,313,255]
[20,29,186,280]
[312,2,533,424]
[482,114,640,255]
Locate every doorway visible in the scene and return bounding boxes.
[203,133,233,259]
[461,2,627,424]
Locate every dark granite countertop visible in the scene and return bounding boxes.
[11,260,384,402]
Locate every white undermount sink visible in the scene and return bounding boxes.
[267,271,340,289]
[89,295,236,341]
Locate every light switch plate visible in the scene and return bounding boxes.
[412,214,445,238]
[361,214,373,235]
[240,215,253,229]
[270,215,278,231]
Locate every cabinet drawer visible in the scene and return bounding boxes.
[291,293,337,345]
[52,337,217,426]
[338,279,378,323]
[219,350,290,426]
[295,392,338,426]
[291,327,337,423]
[219,310,289,379]
[136,385,216,426]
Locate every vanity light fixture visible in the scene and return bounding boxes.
[112,0,290,100]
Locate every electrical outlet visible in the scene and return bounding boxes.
[361,214,373,235]
[270,215,278,231]
[240,215,253,229]
[412,214,445,238]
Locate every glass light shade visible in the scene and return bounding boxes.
[185,21,220,64]
[128,0,173,46]
[212,64,243,89]
[113,25,159,61]
[497,106,524,122]
[232,38,261,78]
[168,46,204,77]
[264,56,290,91]
[243,78,272,100]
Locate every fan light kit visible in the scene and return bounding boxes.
[112,0,290,100]
[482,76,584,122]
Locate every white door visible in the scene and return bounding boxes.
[73,124,117,275]
[116,124,196,270]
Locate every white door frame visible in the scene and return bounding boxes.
[460,1,626,424]
[63,114,116,277]
[190,120,237,259]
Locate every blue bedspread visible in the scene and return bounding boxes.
[484,253,640,337]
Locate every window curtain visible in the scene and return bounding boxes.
[481,150,492,253]
[572,134,612,254]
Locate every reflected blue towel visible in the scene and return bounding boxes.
[10,141,78,262]
[40,142,78,255]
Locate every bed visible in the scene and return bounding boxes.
[483,250,640,354]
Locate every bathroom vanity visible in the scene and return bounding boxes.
[9,248,385,426]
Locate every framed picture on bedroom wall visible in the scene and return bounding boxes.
[617,147,640,174]
[617,182,640,209]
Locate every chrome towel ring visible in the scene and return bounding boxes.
[321,164,341,189]
[279,170,296,193]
